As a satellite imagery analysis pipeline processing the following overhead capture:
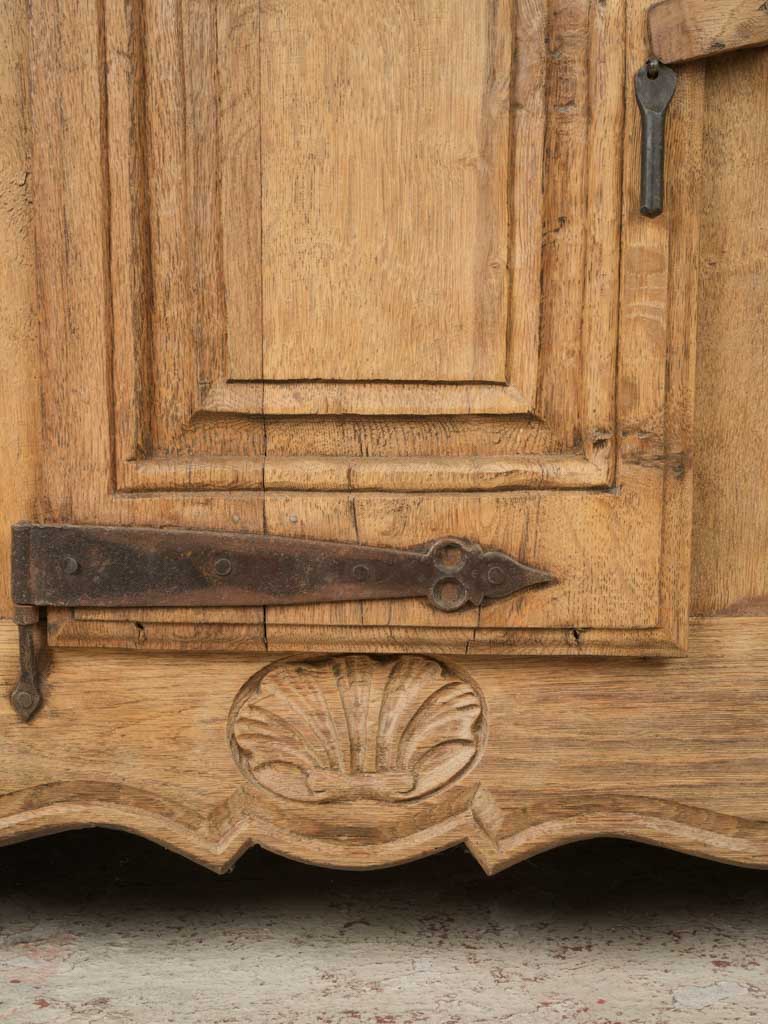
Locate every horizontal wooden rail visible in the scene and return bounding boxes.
[649,0,768,64]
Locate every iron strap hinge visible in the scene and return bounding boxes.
[10,523,555,721]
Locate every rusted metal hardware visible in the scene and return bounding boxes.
[635,58,677,218]
[10,605,47,722]
[10,523,555,722]
[12,523,554,614]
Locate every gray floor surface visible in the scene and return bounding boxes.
[0,832,766,1023]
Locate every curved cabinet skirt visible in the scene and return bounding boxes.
[2,619,768,874]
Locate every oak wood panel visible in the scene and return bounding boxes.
[121,451,610,493]
[45,619,711,657]
[262,473,665,634]
[257,0,702,648]
[104,0,624,476]
[27,0,268,535]
[46,471,666,639]
[691,47,768,617]
[257,0,511,384]
[649,0,768,64]
[105,0,538,431]
[3,618,768,872]
[218,0,264,381]
[0,3,38,617]
[21,0,702,651]
[535,0,623,450]
[47,605,266,653]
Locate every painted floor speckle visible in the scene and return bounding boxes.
[0,834,766,1023]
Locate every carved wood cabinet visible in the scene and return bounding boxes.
[1,0,768,872]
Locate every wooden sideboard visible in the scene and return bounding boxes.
[1,0,767,872]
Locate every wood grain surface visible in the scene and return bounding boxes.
[257,0,512,384]
[691,46,768,616]
[0,3,38,618]
[3,617,768,872]
[2,1,768,873]
[17,0,703,653]
[650,0,768,64]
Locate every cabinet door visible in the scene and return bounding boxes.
[28,0,703,656]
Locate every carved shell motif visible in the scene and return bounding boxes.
[229,655,486,804]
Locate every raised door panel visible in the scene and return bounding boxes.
[106,0,618,473]
[28,0,703,654]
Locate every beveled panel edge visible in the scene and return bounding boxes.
[47,615,684,657]
[200,379,533,418]
[114,450,612,494]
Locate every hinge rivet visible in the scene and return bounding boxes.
[487,567,507,586]
[62,556,80,575]
[352,564,370,582]
[214,557,233,576]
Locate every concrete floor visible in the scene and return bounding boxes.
[0,834,766,1024]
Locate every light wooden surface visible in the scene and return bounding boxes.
[650,0,768,64]
[691,46,768,616]
[0,3,38,618]
[257,0,511,384]
[20,0,703,654]
[3,617,768,872]
[105,0,617,427]
[2,2,768,873]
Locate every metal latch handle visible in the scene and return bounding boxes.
[635,58,678,218]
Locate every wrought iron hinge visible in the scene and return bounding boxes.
[10,604,48,722]
[10,523,555,721]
